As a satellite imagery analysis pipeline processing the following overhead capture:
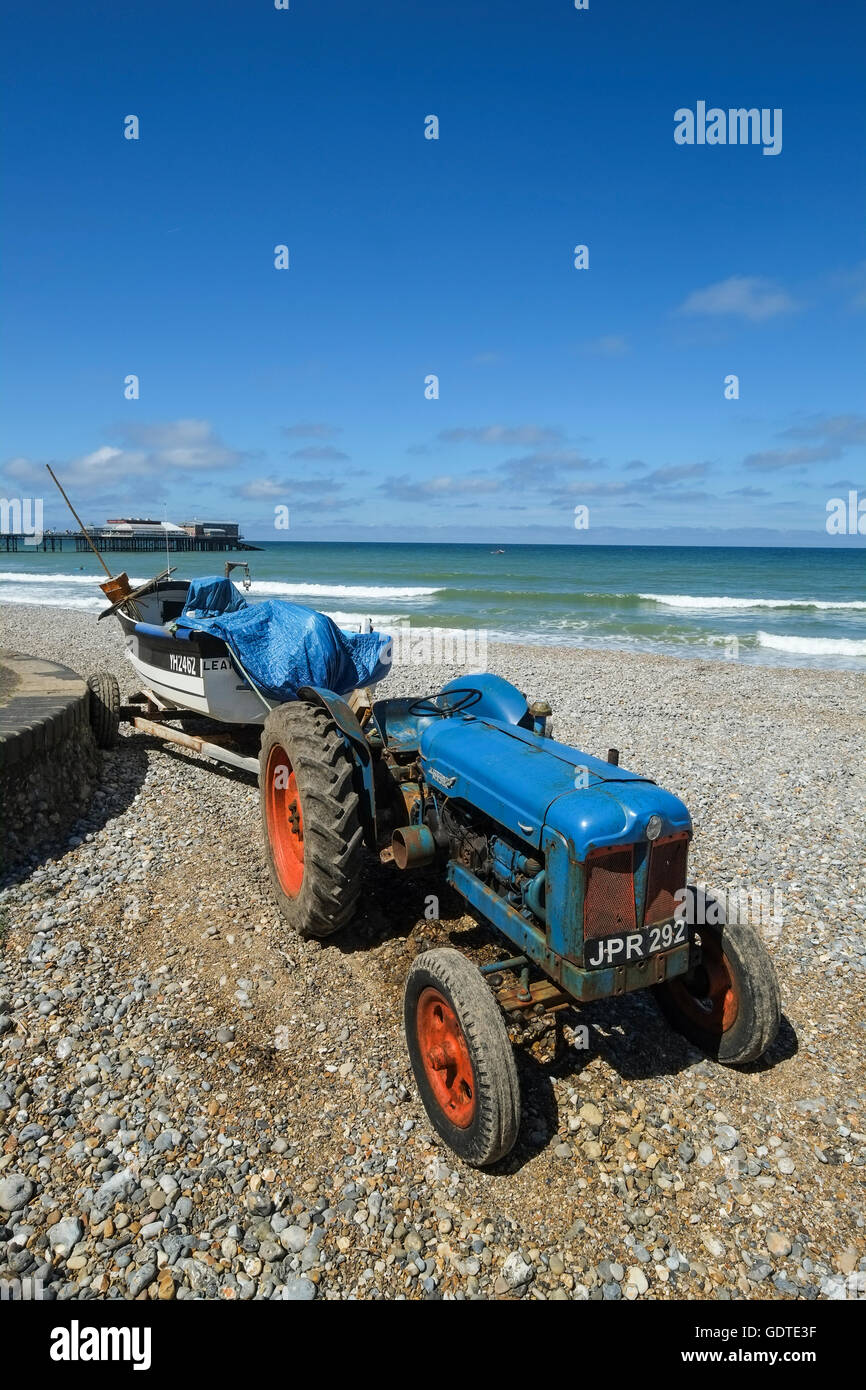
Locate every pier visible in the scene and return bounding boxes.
[1,531,261,554]
[2,533,66,553]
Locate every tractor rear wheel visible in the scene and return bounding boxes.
[260,701,364,937]
[653,903,780,1064]
[404,948,521,1166]
[87,672,120,749]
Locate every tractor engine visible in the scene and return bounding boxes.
[372,673,691,972]
[431,798,545,921]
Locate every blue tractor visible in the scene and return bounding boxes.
[260,674,781,1166]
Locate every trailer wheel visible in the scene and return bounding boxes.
[404,948,521,1166]
[87,672,120,749]
[653,903,781,1065]
[260,702,364,937]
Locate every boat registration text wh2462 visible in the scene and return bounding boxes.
[168,652,199,676]
[165,655,233,676]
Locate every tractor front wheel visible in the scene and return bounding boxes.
[260,701,364,937]
[404,948,521,1166]
[653,906,780,1064]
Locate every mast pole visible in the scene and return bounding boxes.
[45,464,112,576]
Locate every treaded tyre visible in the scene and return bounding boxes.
[260,701,364,937]
[653,893,781,1064]
[87,672,120,749]
[404,947,521,1166]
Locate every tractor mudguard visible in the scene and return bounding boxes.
[298,685,377,850]
[440,673,530,727]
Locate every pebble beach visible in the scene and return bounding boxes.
[1,600,864,1302]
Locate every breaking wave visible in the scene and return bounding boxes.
[757,631,866,657]
[0,570,145,588]
[249,581,441,600]
[639,593,866,611]
[0,590,106,612]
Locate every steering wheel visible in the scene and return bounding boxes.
[408,688,483,718]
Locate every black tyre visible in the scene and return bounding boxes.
[87,672,120,749]
[260,701,364,937]
[404,947,521,1166]
[653,892,781,1064]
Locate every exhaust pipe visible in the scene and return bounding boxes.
[391,825,437,870]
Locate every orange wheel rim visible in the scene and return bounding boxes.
[671,932,739,1033]
[265,743,304,897]
[416,988,476,1129]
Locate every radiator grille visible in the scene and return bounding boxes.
[644,834,690,926]
[583,845,636,941]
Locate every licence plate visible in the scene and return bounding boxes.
[584,918,688,969]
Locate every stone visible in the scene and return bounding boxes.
[92,1166,136,1216]
[246,1190,273,1217]
[0,1174,34,1212]
[579,1102,604,1129]
[282,1277,316,1301]
[835,1249,858,1275]
[502,1252,534,1289]
[280,1225,307,1254]
[48,1217,83,1255]
[127,1263,157,1296]
[767,1231,792,1258]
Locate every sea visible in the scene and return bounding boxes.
[1,542,864,671]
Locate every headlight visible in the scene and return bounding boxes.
[646,814,662,841]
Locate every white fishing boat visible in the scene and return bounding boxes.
[103,569,268,723]
[99,564,378,725]
[45,465,390,775]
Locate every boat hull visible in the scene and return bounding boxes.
[117,602,268,724]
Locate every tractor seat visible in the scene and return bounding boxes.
[370,697,440,752]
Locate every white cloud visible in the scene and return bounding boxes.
[437,425,565,447]
[2,420,255,502]
[676,275,798,322]
[745,413,866,470]
[113,418,250,471]
[288,445,350,462]
[281,422,343,439]
[382,472,502,503]
[579,334,629,357]
[233,472,347,500]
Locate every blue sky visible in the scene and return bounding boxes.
[1,0,864,544]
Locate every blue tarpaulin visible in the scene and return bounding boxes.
[176,576,392,702]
